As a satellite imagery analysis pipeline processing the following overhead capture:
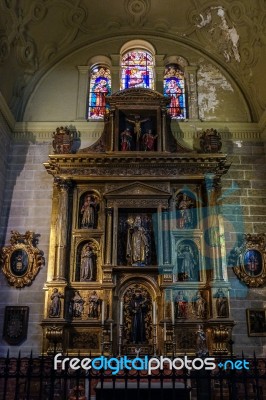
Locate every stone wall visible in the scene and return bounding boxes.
[221,139,266,356]
[0,112,11,242]
[0,139,53,356]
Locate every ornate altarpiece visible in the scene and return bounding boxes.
[42,88,233,356]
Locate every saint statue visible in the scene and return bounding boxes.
[196,325,208,357]
[175,290,188,319]
[142,130,158,151]
[121,128,133,151]
[88,291,100,318]
[128,289,148,344]
[80,194,98,228]
[177,244,197,281]
[214,288,228,318]
[126,216,149,266]
[176,193,195,229]
[192,291,207,319]
[70,290,85,318]
[49,288,64,318]
[80,243,96,281]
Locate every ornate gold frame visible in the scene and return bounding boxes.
[231,234,266,287]
[0,231,44,288]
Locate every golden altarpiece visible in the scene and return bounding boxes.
[42,88,233,356]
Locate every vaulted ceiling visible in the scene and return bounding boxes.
[0,0,265,127]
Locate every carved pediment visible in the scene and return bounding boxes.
[104,181,171,198]
[107,87,170,107]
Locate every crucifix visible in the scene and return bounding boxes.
[126,114,149,150]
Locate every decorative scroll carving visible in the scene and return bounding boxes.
[0,231,44,288]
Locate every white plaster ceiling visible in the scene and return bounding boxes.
[0,0,265,124]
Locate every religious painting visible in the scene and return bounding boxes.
[117,210,157,266]
[75,240,98,282]
[243,250,262,277]
[0,231,44,288]
[3,306,29,345]
[78,191,99,229]
[120,50,154,90]
[163,64,186,119]
[118,110,157,151]
[246,309,266,337]
[231,233,266,287]
[175,239,200,281]
[88,66,111,119]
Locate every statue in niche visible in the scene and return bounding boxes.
[214,288,229,318]
[175,290,188,319]
[142,129,158,151]
[176,243,198,281]
[176,193,195,229]
[196,325,209,357]
[126,216,149,266]
[80,193,99,229]
[49,288,64,318]
[80,243,97,281]
[70,290,85,318]
[128,289,148,344]
[192,291,207,319]
[88,291,101,318]
[121,128,133,151]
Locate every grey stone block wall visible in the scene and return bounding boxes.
[0,140,53,356]
[221,140,266,356]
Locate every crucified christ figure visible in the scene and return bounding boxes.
[126,115,149,149]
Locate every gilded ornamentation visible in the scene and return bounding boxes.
[230,233,266,287]
[0,231,44,288]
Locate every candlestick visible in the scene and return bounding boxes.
[153,301,156,325]
[120,301,123,325]
[164,322,166,341]
[101,300,105,325]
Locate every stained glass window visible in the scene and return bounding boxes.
[164,64,186,119]
[120,50,154,90]
[88,66,111,119]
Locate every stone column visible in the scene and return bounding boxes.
[54,178,72,281]
[76,66,90,120]
[204,174,224,281]
[185,66,199,120]
[105,208,113,265]
[162,207,170,264]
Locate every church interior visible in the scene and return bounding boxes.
[0,0,265,364]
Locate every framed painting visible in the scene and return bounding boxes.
[1,231,44,288]
[231,233,266,287]
[246,309,266,337]
[3,306,29,345]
